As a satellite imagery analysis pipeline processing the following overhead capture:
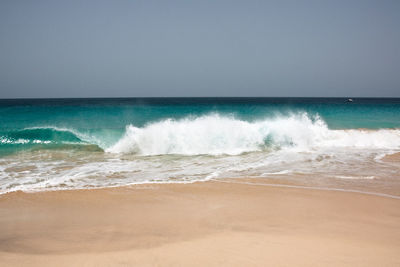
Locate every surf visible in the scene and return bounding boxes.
[107,113,400,156]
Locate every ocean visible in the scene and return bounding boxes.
[1,97,400,196]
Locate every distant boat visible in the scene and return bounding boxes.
[346,98,354,102]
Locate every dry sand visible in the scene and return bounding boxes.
[0,179,399,266]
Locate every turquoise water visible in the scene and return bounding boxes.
[1,98,400,194]
[1,98,400,155]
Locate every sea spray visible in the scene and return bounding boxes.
[107,113,400,155]
[2,113,400,156]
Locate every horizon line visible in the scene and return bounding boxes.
[1,96,400,100]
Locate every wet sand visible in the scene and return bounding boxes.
[0,179,399,266]
[383,152,400,162]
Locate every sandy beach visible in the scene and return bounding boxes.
[0,179,399,267]
[2,0,400,265]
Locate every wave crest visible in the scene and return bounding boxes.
[107,113,400,155]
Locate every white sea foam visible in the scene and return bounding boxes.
[334,175,375,180]
[262,170,293,176]
[0,137,29,144]
[107,113,400,155]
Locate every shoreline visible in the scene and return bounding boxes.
[1,179,399,266]
[2,173,400,200]
[1,150,399,198]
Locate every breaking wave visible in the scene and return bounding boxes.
[107,113,400,155]
[3,113,400,156]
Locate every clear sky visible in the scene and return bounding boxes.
[0,0,399,98]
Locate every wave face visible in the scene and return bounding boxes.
[1,127,83,143]
[107,114,400,155]
[0,127,103,153]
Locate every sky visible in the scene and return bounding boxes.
[0,0,399,98]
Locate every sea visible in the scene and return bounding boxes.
[1,97,400,197]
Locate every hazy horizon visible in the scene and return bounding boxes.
[1,0,399,98]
